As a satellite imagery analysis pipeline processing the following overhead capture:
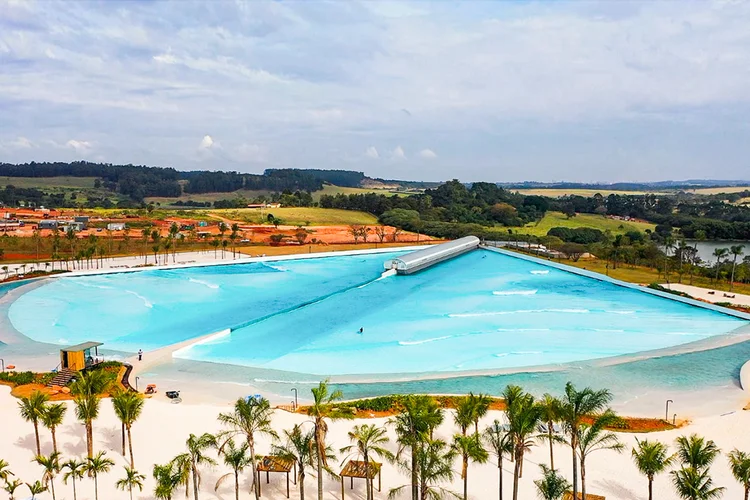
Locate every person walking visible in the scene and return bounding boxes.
[137,349,143,361]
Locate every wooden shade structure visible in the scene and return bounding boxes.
[564,493,605,500]
[256,455,296,498]
[59,342,103,371]
[340,460,382,500]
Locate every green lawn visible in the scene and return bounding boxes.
[518,211,655,237]
[312,184,411,201]
[214,207,378,226]
[0,176,98,188]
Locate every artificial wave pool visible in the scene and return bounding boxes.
[5,248,748,378]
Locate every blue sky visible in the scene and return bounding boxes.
[1,0,749,182]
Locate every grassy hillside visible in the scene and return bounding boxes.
[689,186,750,195]
[312,184,410,200]
[145,189,274,205]
[518,211,655,237]
[213,207,378,226]
[514,188,660,197]
[0,176,98,188]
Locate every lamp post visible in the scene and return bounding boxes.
[135,376,140,392]
[0,358,4,372]
[665,399,673,421]
[291,388,298,410]
[673,414,677,426]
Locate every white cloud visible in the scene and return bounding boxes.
[419,148,437,159]
[198,135,219,151]
[8,137,35,149]
[66,140,92,153]
[391,146,406,160]
[364,146,379,159]
[235,143,266,162]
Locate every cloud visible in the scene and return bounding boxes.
[7,137,35,149]
[419,148,437,159]
[198,135,219,151]
[65,140,92,153]
[364,146,379,159]
[391,146,406,160]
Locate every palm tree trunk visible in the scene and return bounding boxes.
[581,458,587,500]
[744,485,748,500]
[129,485,133,500]
[648,478,653,500]
[571,440,578,500]
[299,469,305,500]
[94,475,99,500]
[33,421,41,456]
[249,440,259,500]
[364,451,372,500]
[316,447,323,500]
[127,425,135,467]
[498,458,503,500]
[86,420,94,459]
[512,452,521,500]
[548,428,554,469]
[72,477,77,500]
[731,257,738,291]
[235,471,239,500]
[121,422,126,457]
[411,445,418,500]
[51,426,58,455]
[462,455,468,500]
[50,479,56,500]
[192,463,200,500]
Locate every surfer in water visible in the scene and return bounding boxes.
[358,327,364,334]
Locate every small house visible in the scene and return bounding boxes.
[38,220,59,230]
[107,222,126,231]
[74,216,90,229]
[60,342,103,371]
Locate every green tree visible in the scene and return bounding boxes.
[71,370,112,459]
[730,245,745,291]
[538,394,561,470]
[728,449,750,500]
[483,419,513,500]
[713,248,729,284]
[340,424,394,500]
[111,390,145,467]
[218,396,278,499]
[4,479,22,499]
[62,458,85,500]
[391,395,444,500]
[153,462,182,500]
[273,425,317,500]
[632,439,675,500]
[671,467,725,500]
[534,464,570,500]
[17,390,49,456]
[503,385,541,500]
[306,380,354,500]
[215,440,252,500]
[676,434,721,471]
[0,458,13,483]
[558,382,613,500]
[116,466,146,500]
[576,411,624,500]
[171,433,217,500]
[452,434,488,500]
[389,439,457,500]
[41,403,67,455]
[25,480,47,500]
[33,452,61,500]
[83,451,114,500]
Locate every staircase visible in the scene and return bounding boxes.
[47,369,76,387]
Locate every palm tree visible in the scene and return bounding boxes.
[676,434,721,471]
[218,396,278,499]
[713,248,729,284]
[672,467,725,500]
[728,449,750,500]
[0,458,13,482]
[111,390,145,467]
[730,245,745,291]
[538,394,561,470]
[17,390,49,456]
[504,385,541,500]
[306,380,354,500]
[632,438,675,500]
[576,411,624,500]
[116,466,146,500]
[273,425,317,500]
[84,451,114,500]
[33,452,61,500]
[71,370,111,459]
[558,382,613,500]
[4,479,22,499]
[341,424,394,500]
[483,420,513,500]
[62,458,85,500]
[215,439,252,500]
[171,433,217,500]
[534,464,570,500]
[391,395,444,500]
[452,433,488,500]
[454,396,475,437]
[389,438,457,500]
[153,462,182,500]
[41,403,67,455]
[25,480,46,500]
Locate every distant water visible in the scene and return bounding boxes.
[686,240,750,265]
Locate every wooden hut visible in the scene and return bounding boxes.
[60,342,103,371]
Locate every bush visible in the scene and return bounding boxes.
[0,371,54,387]
[647,283,692,298]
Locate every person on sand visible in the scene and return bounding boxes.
[138,349,143,361]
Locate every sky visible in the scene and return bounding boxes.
[1,0,749,183]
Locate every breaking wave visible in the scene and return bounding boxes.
[188,278,220,289]
[493,290,538,296]
[125,290,153,308]
[449,309,589,318]
[398,335,454,346]
[530,270,550,275]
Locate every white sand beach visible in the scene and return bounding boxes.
[664,283,750,308]
[2,384,750,500]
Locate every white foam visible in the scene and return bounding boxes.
[398,335,454,346]
[530,270,550,275]
[495,351,543,357]
[497,328,551,332]
[607,310,636,315]
[263,263,288,272]
[493,290,538,296]
[188,278,220,289]
[252,378,320,385]
[125,290,153,308]
[592,329,625,333]
[449,309,589,318]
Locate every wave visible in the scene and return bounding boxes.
[497,328,550,332]
[253,378,320,384]
[125,290,153,308]
[592,329,625,333]
[398,335,454,346]
[495,351,543,357]
[449,309,589,318]
[188,278,219,289]
[663,331,703,336]
[73,281,113,290]
[262,263,288,272]
[607,310,636,315]
[493,290,538,296]
[530,270,550,275]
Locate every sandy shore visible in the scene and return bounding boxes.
[2,385,750,500]
[665,283,750,308]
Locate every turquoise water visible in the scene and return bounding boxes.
[6,249,746,377]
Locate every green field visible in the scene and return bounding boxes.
[312,184,411,200]
[145,189,274,205]
[214,207,378,226]
[514,188,660,197]
[0,176,98,188]
[517,211,655,237]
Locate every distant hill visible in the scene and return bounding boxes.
[499,180,750,191]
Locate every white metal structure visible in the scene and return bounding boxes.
[383,235,480,274]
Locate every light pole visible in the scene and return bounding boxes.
[665,399,673,421]
[291,388,298,410]
[0,358,4,372]
[673,414,677,425]
[135,376,140,392]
